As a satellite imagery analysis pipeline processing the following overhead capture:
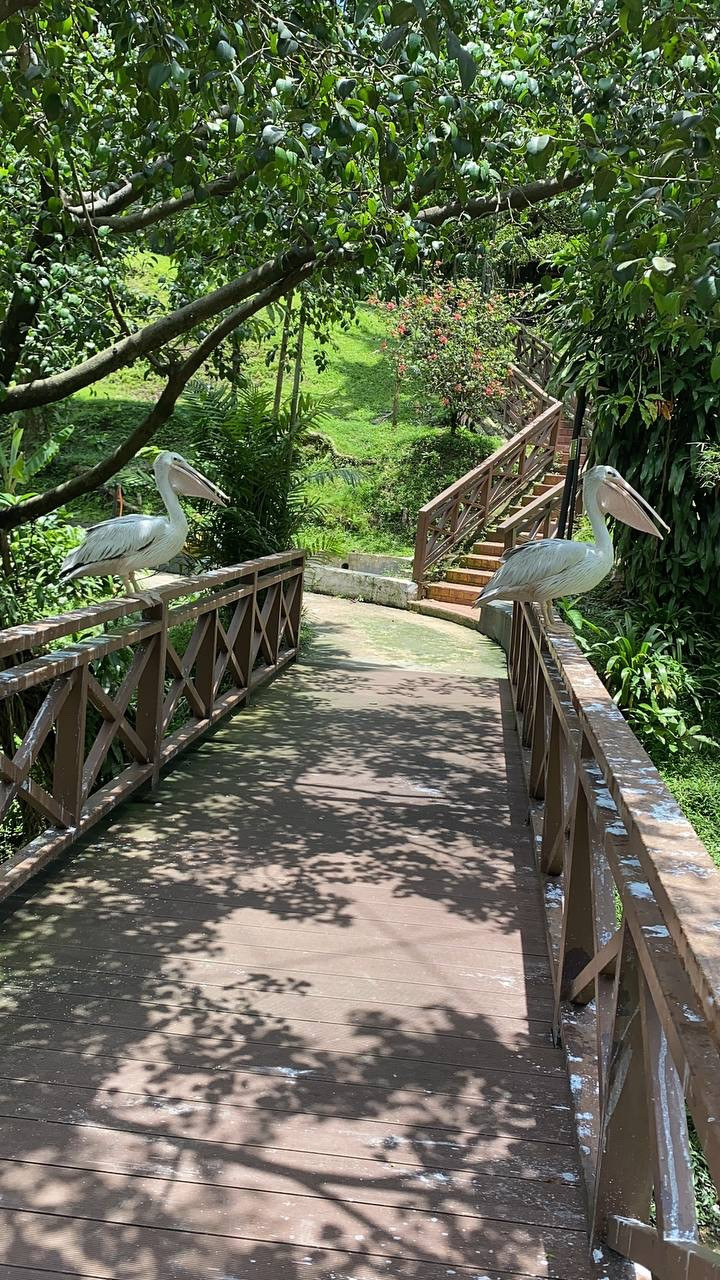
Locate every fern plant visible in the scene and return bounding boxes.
[184,381,348,566]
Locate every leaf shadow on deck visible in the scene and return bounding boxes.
[0,610,607,1279]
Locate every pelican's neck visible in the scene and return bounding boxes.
[584,478,613,560]
[155,463,188,536]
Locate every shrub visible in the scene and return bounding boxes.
[375,279,518,431]
[564,607,717,759]
[365,426,501,537]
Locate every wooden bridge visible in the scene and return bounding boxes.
[0,554,718,1280]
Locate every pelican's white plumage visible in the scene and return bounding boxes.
[476,465,669,626]
[60,451,228,593]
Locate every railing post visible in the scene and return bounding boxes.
[235,571,258,696]
[592,924,654,1241]
[53,664,88,825]
[135,598,168,786]
[287,560,304,651]
[412,511,430,597]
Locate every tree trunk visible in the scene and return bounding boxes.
[289,299,306,429]
[273,292,294,419]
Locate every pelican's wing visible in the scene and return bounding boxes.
[480,538,589,600]
[60,514,162,575]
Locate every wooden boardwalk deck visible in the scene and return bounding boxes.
[0,595,610,1280]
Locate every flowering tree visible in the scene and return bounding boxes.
[377,281,518,432]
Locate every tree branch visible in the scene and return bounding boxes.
[90,172,246,235]
[0,0,40,18]
[0,264,313,531]
[0,246,315,415]
[418,173,585,226]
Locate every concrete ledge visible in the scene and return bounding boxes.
[411,598,513,653]
[305,562,418,610]
[478,601,513,652]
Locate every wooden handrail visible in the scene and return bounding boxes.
[509,601,720,1278]
[0,551,304,898]
[412,365,563,589]
[498,478,566,550]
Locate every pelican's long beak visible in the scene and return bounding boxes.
[170,459,229,506]
[599,473,669,539]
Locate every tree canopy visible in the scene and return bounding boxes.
[1,0,718,528]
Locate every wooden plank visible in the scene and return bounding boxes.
[0,1182,597,1277]
[0,1098,581,1180]
[0,935,553,992]
[5,893,549,954]
[0,1001,563,1076]
[0,1024,571,1104]
[0,1122,586,1228]
[0,969,554,1037]
[0,1047,576,1142]
[0,1210,605,1280]
[0,976,555,1046]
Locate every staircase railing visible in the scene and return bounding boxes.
[0,551,304,899]
[514,327,555,388]
[412,366,563,592]
[510,602,720,1279]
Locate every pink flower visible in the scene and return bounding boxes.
[439,335,449,345]
[386,301,396,311]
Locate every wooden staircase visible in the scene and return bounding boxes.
[410,335,585,627]
[421,467,567,608]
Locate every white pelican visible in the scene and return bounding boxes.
[60,451,228,594]
[476,465,669,627]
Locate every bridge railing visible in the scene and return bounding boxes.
[412,366,563,591]
[509,601,720,1279]
[0,551,304,900]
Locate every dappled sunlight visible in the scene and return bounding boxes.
[0,597,609,1279]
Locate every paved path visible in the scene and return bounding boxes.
[0,594,607,1280]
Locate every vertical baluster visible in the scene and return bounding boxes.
[639,976,698,1244]
[267,582,283,665]
[554,772,594,1022]
[195,608,218,716]
[287,562,304,651]
[136,599,167,787]
[592,923,653,1241]
[235,572,258,695]
[540,709,564,875]
[53,665,89,824]
[528,674,547,798]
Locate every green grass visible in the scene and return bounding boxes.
[661,750,720,868]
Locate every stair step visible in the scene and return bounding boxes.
[472,541,504,556]
[461,554,501,571]
[410,600,480,628]
[447,567,495,586]
[426,581,482,605]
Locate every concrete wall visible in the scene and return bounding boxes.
[305,562,417,610]
[315,553,413,578]
[477,601,513,653]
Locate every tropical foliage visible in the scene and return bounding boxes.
[565,606,717,758]
[1,0,719,532]
[185,380,346,565]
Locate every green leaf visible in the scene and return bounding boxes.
[695,273,718,310]
[215,39,236,64]
[593,167,617,201]
[711,353,720,382]
[526,134,551,155]
[390,1,416,21]
[651,256,675,274]
[447,31,477,90]
[148,63,171,92]
[43,91,63,122]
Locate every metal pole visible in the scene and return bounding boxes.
[556,385,587,539]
